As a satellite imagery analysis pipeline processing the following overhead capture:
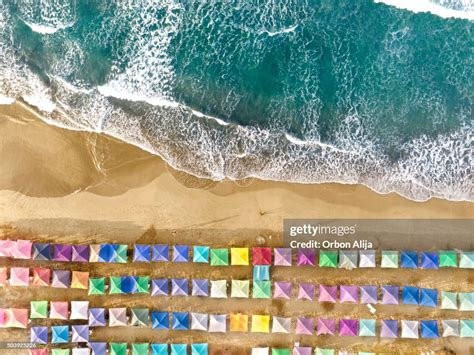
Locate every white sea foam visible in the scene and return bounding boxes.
[0,95,15,105]
[375,0,474,20]
[21,20,74,34]
[264,24,298,36]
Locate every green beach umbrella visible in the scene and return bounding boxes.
[381,251,398,268]
[110,342,128,355]
[88,277,106,295]
[109,276,123,294]
[115,244,128,263]
[136,276,149,293]
[52,349,70,355]
[131,308,149,326]
[30,301,48,319]
[272,349,290,355]
[319,251,338,268]
[439,251,457,268]
[315,349,335,355]
[253,280,271,299]
[210,248,229,266]
[132,343,149,355]
[460,320,474,337]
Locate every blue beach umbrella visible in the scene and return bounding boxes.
[32,243,52,261]
[99,244,115,262]
[402,286,419,305]
[421,320,439,338]
[420,288,438,307]
[151,278,169,296]
[253,265,270,281]
[193,246,210,263]
[90,342,107,355]
[421,252,439,269]
[152,311,169,330]
[151,344,168,355]
[170,344,187,355]
[172,312,189,330]
[121,275,137,294]
[173,245,189,262]
[152,244,169,262]
[192,279,209,297]
[191,343,208,355]
[401,251,418,268]
[134,244,151,262]
[51,325,69,343]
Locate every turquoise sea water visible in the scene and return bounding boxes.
[0,0,472,201]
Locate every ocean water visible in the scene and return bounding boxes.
[0,0,472,201]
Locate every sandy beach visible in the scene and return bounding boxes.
[0,102,473,354]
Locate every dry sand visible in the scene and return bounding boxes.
[0,102,473,354]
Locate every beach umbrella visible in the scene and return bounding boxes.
[0,240,14,257]
[339,319,358,336]
[380,319,398,338]
[359,250,376,268]
[31,350,49,355]
[231,247,249,265]
[52,349,70,355]
[121,275,137,294]
[208,314,227,333]
[191,343,208,355]
[439,250,457,268]
[317,318,336,336]
[151,278,168,296]
[71,245,89,262]
[193,246,210,263]
[381,285,399,305]
[271,316,291,334]
[14,240,32,259]
[131,308,149,327]
[402,286,419,305]
[172,312,189,330]
[9,267,29,286]
[360,285,377,304]
[359,319,376,337]
[339,251,357,269]
[271,349,290,355]
[152,311,169,330]
[253,280,271,299]
[420,288,438,308]
[171,278,189,296]
[173,245,189,263]
[442,319,459,337]
[72,349,90,355]
[210,248,229,266]
[251,315,270,333]
[252,348,269,355]
[133,244,151,263]
[51,270,71,288]
[51,325,69,343]
[151,344,168,355]
[421,320,439,338]
[114,244,128,263]
[231,279,249,298]
[170,344,187,354]
[90,342,107,355]
[88,277,106,295]
[109,308,128,327]
[421,252,439,269]
[89,308,106,327]
[298,283,315,301]
[71,271,89,290]
[192,278,209,297]
[401,320,419,338]
[401,251,418,269]
[381,251,398,268]
[32,268,50,287]
[4,308,28,328]
[53,244,72,262]
[295,316,314,335]
[319,251,337,268]
[110,343,127,355]
[459,251,474,268]
[319,285,337,303]
[340,285,358,303]
[459,292,474,311]
[191,312,209,331]
[30,301,48,319]
[89,244,100,262]
[210,280,227,298]
[50,301,68,320]
[0,267,6,286]
[152,244,169,262]
[32,242,52,261]
[296,249,315,266]
[273,281,292,299]
[31,326,48,344]
[230,313,248,332]
[71,325,89,343]
[70,301,89,320]
[460,320,474,337]
[314,349,334,355]
[136,276,149,293]
[109,276,123,294]
[293,347,311,355]
[252,247,272,265]
[274,248,292,266]
[132,343,149,355]
[98,244,115,262]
